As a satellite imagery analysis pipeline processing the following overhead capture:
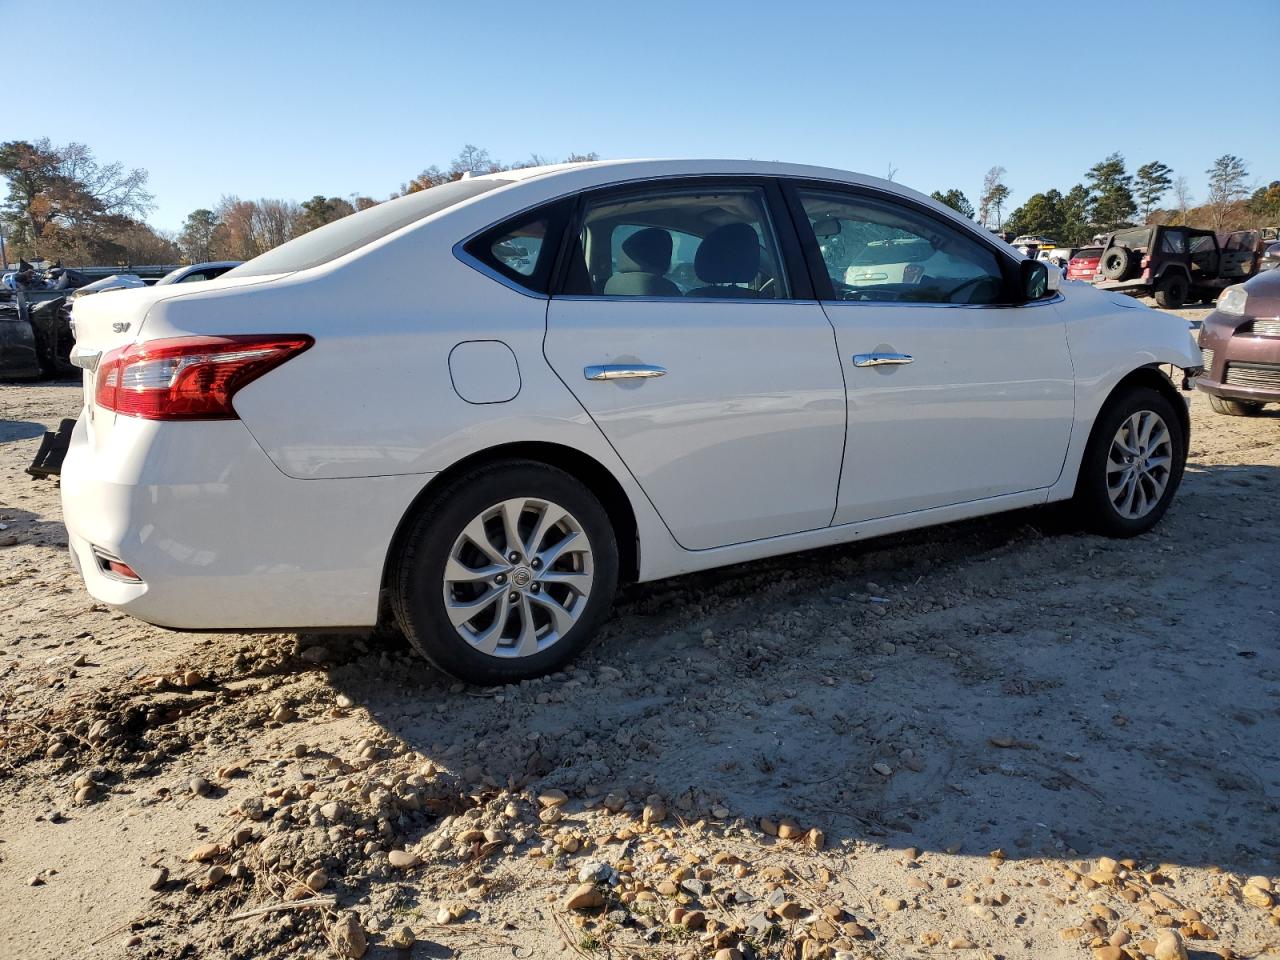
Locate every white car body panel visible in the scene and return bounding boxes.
[58,158,1200,631]
[544,298,845,550]
[824,297,1075,523]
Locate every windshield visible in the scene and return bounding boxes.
[226,178,511,278]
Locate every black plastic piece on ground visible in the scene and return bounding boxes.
[26,418,76,479]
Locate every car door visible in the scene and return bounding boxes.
[544,178,847,551]
[785,182,1075,525]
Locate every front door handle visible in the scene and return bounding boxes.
[852,352,913,367]
[584,364,667,381]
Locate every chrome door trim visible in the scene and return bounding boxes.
[852,352,913,367]
[584,363,667,381]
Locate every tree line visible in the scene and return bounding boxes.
[931,153,1278,246]
[5,138,1277,267]
[0,141,596,266]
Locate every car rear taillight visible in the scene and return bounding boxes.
[95,335,313,420]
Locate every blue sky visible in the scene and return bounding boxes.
[10,0,1279,231]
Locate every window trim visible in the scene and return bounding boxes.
[779,178,1033,308]
[548,176,815,302]
[455,197,574,299]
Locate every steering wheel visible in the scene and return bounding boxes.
[944,276,990,303]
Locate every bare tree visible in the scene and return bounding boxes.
[978,166,1010,230]
[885,162,899,183]
[1172,176,1192,225]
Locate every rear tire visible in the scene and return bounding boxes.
[1073,385,1186,537]
[391,461,619,684]
[1208,394,1265,417]
[1153,273,1188,309]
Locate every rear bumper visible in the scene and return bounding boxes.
[1091,279,1148,294]
[60,414,429,629]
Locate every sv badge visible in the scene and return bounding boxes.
[112,322,131,333]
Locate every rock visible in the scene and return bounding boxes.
[882,897,905,912]
[714,950,744,960]
[181,670,202,687]
[1242,883,1273,908]
[538,788,569,807]
[1092,948,1123,960]
[1247,875,1273,892]
[387,925,416,948]
[387,849,420,869]
[681,910,706,930]
[807,828,826,851]
[602,793,625,813]
[872,762,893,777]
[148,866,169,891]
[967,903,996,921]
[578,860,610,884]
[231,826,254,848]
[187,843,223,863]
[680,878,706,898]
[435,907,453,925]
[777,820,803,840]
[642,799,666,825]
[205,865,225,884]
[330,912,367,959]
[305,868,328,891]
[335,694,355,708]
[949,938,976,949]
[74,786,95,804]
[760,817,779,837]
[1154,929,1187,960]
[565,883,604,910]
[271,704,296,722]
[482,828,507,845]
[189,777,210,796]
[28,875,44,887]
[319,801,343,822]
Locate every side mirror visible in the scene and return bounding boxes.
[1020,258,1059,301]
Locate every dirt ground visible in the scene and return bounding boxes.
[2,305,1278,960]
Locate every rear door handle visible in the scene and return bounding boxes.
[852,352,913,367]
[584,364,667,381]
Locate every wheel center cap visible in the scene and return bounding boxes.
[511,567,533,588]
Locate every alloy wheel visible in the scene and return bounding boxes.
[442,498,594,658]
[1106,410,1173,520]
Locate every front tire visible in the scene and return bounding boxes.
[391,461,619,684]
[1074,386,1187,537]
[1208,394,1265,417]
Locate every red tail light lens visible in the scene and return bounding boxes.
[95,335,313,420]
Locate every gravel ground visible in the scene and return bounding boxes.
[2,311,1279,960]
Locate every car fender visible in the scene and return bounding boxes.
[1047,285,1198,501]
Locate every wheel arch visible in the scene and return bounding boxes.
[1072,364,1189,496]
[379,441,641,602]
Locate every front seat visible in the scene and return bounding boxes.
[687,223,761,298]
[603,228,680,296]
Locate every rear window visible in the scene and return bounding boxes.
[1071,247,1101,260]
[227,178,511,278]
[1112,228,1152,251]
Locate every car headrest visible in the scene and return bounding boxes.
[618,228,673,275]
[694,223,760,284]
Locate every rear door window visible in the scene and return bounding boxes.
[562,184,790,299]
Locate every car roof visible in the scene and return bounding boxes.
[475,158,971,231]
[480,158,908,195]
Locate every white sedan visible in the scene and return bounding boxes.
[60,159,1199,683]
